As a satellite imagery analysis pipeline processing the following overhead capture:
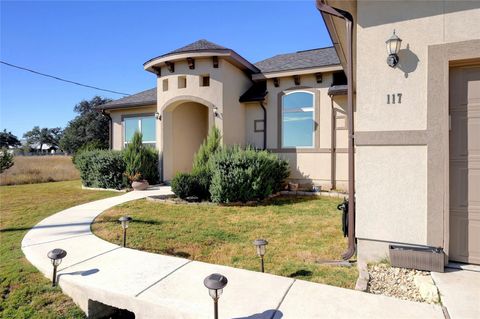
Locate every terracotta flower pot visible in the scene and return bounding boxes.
[132,180,149,191]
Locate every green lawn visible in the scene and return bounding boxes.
[93,196,358,289]
[0,180,117,319]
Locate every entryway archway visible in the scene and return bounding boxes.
[162,100,211,180]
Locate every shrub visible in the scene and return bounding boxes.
[193,126,222,171]
[74,149,127,189]
[72,140,107,165]
[171,169,210,201]
[124,131,159,184]
[209,146,289,203]
[0,149,14,173]
[171,173,195,199]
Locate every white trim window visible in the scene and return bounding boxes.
[281,91,315,148]
[124,115,156,148]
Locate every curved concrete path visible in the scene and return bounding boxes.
[22,187,445,319]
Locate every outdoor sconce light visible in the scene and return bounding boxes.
[386,30,402,68]
[204,273,228,319]
[213,106,220,118]
[118,216,132,247]
[47,248,67,287]
[253,239,268,272]
[155,112,162,121]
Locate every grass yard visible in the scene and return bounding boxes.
[0,180,117,318]
[0,156,80,186]
[93,196,358,289]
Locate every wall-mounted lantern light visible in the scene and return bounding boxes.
[204,273,228,319]
[253,239,268,272]
[155,112,162,121]
[47,248,67,287]
[213,106,220,118]
[118,216,132,247]
[386,30,402,68]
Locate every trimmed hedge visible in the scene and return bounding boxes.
[75,149,127,190]
[171,168,211,201]
[209,146,289,203]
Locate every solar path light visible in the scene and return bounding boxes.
[47,248,67,287]
[253,239,268,272]
[118,216,132,247]
[204,273,228,319]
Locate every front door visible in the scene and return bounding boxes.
[449,65,480,264]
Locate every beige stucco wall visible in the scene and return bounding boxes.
[171,102,208,175]
[156,57,252,180]
[259,72,349,190]
[355,0,480,261]
[109,105,157,150]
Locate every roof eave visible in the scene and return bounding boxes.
[97,101,157,111]
[252,64,342,80]
[144,50,260,74]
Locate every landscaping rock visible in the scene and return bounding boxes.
[414,275,440,303]
[367,263,438,304]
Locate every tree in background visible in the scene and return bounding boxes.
[23,126,63,153]
[0,130,21,148]
[60,96,111,154]
[0,149,14,173]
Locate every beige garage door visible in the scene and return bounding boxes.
[449,65,480,264]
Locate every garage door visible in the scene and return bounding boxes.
[449,65,480,264]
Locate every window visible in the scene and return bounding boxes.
[200,75,210,87]
[178,76,186,89]
[162,79,168,91]
[281,91,315,148]
[124,115,156,148]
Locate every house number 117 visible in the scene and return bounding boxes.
[387,93,402,104]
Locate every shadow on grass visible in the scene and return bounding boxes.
[221,195,327,208]
[288,269,313,278]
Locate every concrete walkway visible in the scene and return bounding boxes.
[432,268,480,319]
[22,187,445,319]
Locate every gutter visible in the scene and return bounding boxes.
[101,110,113,149]
[316,0,356,260]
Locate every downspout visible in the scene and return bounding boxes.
[330,97,336,190]
[316,0,356,260]
[259,101,267,150]
[101,110,112,149]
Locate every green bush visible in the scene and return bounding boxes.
[74,149,127,190]
[193,126,222,171]
[0,149,14,173]
[124,131,159,184]
[171,169,211,201]
[209,146,289,203]
[72,140,107,165]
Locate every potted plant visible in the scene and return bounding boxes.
[126,172,149,191]
[124,131,150,191]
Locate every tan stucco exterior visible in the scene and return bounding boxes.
[106,51,349,188]
[323,0,480,262]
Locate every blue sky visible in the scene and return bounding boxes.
[0,1,331,138]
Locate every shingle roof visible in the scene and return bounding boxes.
[239,81,267,103]
[166,39,228,55]
[254,47,339,73]
[99,88,156,109]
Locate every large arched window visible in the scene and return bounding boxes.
[281,91,315,148]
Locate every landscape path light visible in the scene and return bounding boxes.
[253,239,268,272]
[118,216,132,247]
[47,248,67,287]
[204,273,228,319]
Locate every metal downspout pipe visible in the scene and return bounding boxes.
[316,0,356,260]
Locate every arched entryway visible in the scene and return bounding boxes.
[162,101,210,180]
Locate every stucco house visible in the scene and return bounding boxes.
[99,0,480,268]
[99,39,349,190]
[317,0,480,266]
